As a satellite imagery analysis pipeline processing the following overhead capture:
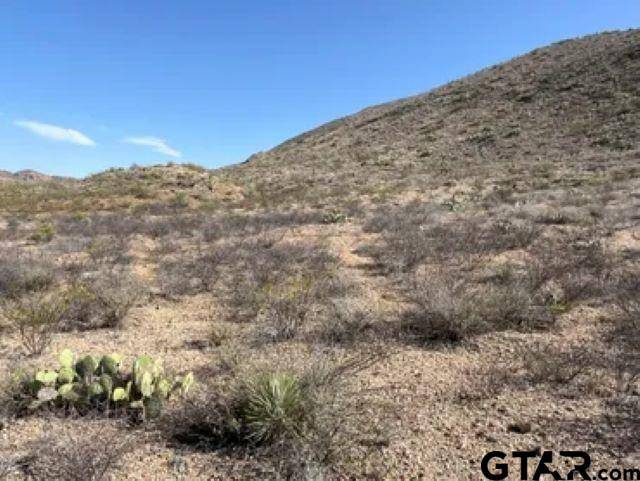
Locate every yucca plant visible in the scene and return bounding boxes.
[239,371,309,443]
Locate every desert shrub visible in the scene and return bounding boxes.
[159,238,346,331]
[361,202,444,270]
[321,209,347,224]
[257,294,309,343]
[363,201,431,235]
[24,428,131,481]
[201,210,324,242]
[62,258,91,284]
[534,206,589,225]
[520,341,592,385]
[456,362,519,403]
[528,233,612,303]
[129,182,152,199]
[53,212,90,236]
[611,270,640,323]
[30,221,55,243]
[88,269,143,328]
[158,250,224,297]
[607,271,640,393]
[209,323,232,347]
[143,217,173,238]
[0,367,34,419]
[2,293,67,355]
[226,239,346,325]
[61,269,142,330]
[61,283,100,331]
[227,237,343,321]
[19,349,194,419]
[86,236,131,265]
[171,191,189,208]
[255,275,316,343]
[363,202,539,271]
[42,235,91,256]
[403,272,472,342]
[0,216,21,241]
[168,352,385,478]
[0,250,56,299]
[0,458,14,479]
[142,213,206,239]
[55,212,144,238]
[153,237,180,257]
[315,299,376,345]
[404,269,551,342]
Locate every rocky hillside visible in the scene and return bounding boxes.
[226,29,640,207]
[0,170,57,183]
[3,29,638,213]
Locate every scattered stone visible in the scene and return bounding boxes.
[508,420,532,434]
[169,455,188,473]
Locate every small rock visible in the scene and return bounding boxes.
[508,420,532,434]
[169,455,188,473]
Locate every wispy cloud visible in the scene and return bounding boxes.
[15,120,96,146]
[123,136,181,158]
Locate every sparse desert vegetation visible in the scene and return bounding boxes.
[1,29,640,480]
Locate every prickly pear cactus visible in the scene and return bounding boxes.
[59,349,74,368]
[75,355,100,378]
[24,349,194,420]
[101,354,123,377]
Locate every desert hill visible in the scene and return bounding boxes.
[2,30,638,213]
[0,169,58,183]
[226,29,639,206]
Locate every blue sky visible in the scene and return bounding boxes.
[0,1,638,177]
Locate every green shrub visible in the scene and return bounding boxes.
[31,222,55,243]
[22,349,194,419]
[321,209,347,224]
[129,183,152,199]
[171,191,189,208]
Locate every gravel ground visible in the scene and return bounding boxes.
[1,224,637,480]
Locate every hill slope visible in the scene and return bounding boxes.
[226,29,640,207]
[0,170,58,183]
[2,29,638,214]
